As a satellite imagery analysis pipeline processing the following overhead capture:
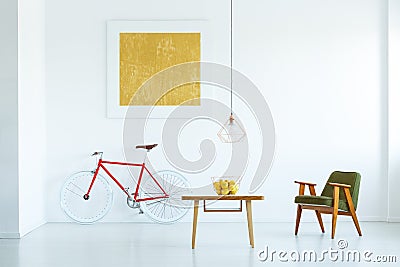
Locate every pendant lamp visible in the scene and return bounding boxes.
[217,0,246,143]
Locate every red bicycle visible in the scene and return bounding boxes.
[60,144,191,224]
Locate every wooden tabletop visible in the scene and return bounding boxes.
[182,195,264,201]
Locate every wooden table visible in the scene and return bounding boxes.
[182,195,264,249]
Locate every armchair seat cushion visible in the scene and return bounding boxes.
[295,195,349,211]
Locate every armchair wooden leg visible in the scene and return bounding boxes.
[295,204,302,235]
[344,188,362,236]
[331,187,339,239]
[349,209,362,236]
[308,185,325,233]
[315,211,325,233]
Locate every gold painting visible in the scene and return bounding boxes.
[119,33,200,106]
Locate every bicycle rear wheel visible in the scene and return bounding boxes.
[139,170,191,224]
[60,171,113,224]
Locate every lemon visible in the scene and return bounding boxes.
[213,182,221,189]
[221,189,230,195]
[220,181,229,189]
[230,187,238,194]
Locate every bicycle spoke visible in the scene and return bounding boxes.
[168,202,181,214]
[145,199,164,206]
[159,202,167,219]
[166,174,175,193]
[170,175,178,190]
[161,203,166,219]
[65,187,84,198]
[166,187,188,195]
[148,203,157,214]
[145,181,160,192]
[70,182,86,194]
[143,193,165,196]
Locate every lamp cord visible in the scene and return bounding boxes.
[230,0,233,116]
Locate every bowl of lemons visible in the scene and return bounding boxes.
[212,177,240,195]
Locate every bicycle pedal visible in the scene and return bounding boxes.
[139,209,144,214]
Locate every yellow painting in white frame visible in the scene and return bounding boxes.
[107,20,229,118]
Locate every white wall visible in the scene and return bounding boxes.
[388,0,400,222]
[0,0,47,238]
[0,0,20,237]
[235,0,388,223]
[46,0,390,223]
[18,0,47,235]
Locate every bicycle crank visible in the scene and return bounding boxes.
[126,196,140,209]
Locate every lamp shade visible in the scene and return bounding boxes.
[217,115,246,143]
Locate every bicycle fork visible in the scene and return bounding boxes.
[83,164,101,200]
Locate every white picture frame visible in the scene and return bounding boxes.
[106,20,230,119]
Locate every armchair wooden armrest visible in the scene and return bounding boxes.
[294,181,317,186]
[328,182,351,188]
[295,181,317,196]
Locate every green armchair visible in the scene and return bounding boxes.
[294,171,362,238]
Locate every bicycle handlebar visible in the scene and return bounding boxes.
[91,152,103,156]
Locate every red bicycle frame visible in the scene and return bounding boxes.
[85,158,169,202]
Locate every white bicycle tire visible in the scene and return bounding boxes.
[60,171,113,224]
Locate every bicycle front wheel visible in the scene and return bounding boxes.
[60,171,113,224]
[139,170,192,224]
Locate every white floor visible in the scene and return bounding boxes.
[0,222,399,267]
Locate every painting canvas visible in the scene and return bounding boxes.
[119,32,201,107]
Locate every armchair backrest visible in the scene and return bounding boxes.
[321,171,361,209]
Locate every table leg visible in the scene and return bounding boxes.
[192,200,199,249]
[246,200,255,248]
